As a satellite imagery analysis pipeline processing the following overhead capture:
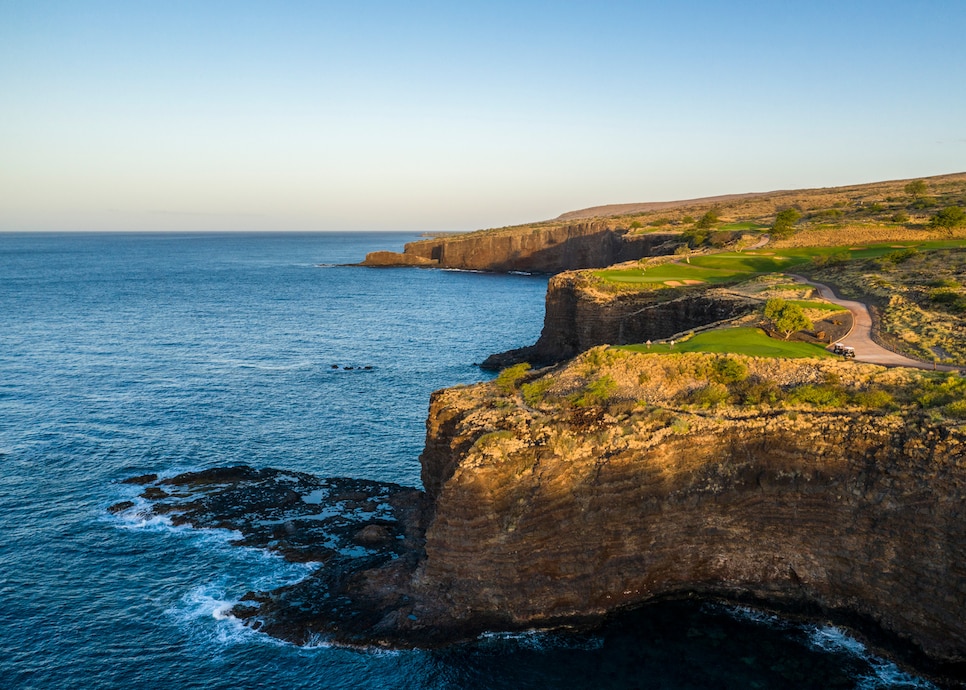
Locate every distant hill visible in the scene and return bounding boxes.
[555,192,776,221]
[553,172,966,223]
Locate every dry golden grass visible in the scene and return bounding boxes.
[811,248,966,365]
[432,172,966,247]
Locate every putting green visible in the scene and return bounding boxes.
[619,327,835,358]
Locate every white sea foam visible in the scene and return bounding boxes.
[301,488,330,505]
[720,606,936,689]
[478,628,603,652]
[720,604,791,629]
[806,625,937,689]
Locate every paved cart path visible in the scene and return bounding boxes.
[789,275,956,371]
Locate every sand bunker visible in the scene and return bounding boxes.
[682,279,705,285]
[663,280,683,286]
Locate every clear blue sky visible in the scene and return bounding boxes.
[2,0,964,231]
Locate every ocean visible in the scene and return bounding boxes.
[0,232,935,689]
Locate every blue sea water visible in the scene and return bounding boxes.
[0,232,936,689]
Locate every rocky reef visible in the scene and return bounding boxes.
[116,352,966,685]
[359,222,679,273]
[482,271,758,369]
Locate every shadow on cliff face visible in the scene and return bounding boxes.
[405,226,679,274]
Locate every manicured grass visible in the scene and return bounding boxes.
[618,327,836,358]
[595,240,966,287]
[785,299,848,312]
[720,222,768,231]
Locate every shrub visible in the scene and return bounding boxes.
[573,375,618,408]
[927,278,960,288]
[732,377,782,406]
[771,208,801,238]
[521,377,554,407]
[495,363,531,393]
[930,206,966,231]
[789,384,849,407]
[709,230,740,248]
[881,248,918,265]
[629,220,643,229]
[851,388,895,409]
[712,356,749,384]
[929,288,960,303]
[891,211,910,223]
[690,383,730,407]
[914,375,966,408]
[811,251,851,268]
[945,400,966,419]
[695,208,720,230]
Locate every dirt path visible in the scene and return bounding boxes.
[789,275,955,371]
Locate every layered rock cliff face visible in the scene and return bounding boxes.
[121,351,966,684]
[482,272,758,369]
[413,353,966,681]
[361,223,679,273]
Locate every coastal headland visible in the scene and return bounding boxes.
[117,172,966,686]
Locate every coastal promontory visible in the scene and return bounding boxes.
[122,350,966,684]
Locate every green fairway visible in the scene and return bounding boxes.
[619,327,836,358]
[595,240,966,287]
[786,299,848,312]
[720,222,768,231]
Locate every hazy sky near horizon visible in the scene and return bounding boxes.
[2,1,965,232]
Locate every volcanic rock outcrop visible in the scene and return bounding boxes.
[118,352,966,685]
[360,222,679,273]
[482,271,758,369]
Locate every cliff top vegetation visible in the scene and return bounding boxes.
[491,348,966,425]
[423,172,966,250]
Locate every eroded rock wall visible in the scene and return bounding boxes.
[413,361,966,676]
[483,273,758,369]
[364,224,678,272]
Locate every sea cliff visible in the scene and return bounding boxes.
[360,222,679,272]
[122,351,966,684]
[482,271,757,369]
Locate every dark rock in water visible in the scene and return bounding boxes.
[331,364,339,369]
[121,465,432,646]
[122,473,158,485]
[363,366,373,370]
[141,486,169,500]
[344,366,354,370]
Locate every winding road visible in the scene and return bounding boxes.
[789,275,955,371]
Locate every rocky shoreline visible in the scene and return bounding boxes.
[113,350,966,687]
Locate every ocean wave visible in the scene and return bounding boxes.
[806,625,936,689]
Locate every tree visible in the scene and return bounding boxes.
[771,208,801,238]
[930,206,966,233]
[904,179,928,198]
[695,208,720,230]
[764,298,812,340]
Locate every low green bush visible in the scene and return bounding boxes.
[690,383,730,408]
[851,388,895,409]
[572,375,618,408]
[732,376,782,405]
[495,363,531,394]
[711,356,749,384]
[521,377,554,406]
[789,384,849,407]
